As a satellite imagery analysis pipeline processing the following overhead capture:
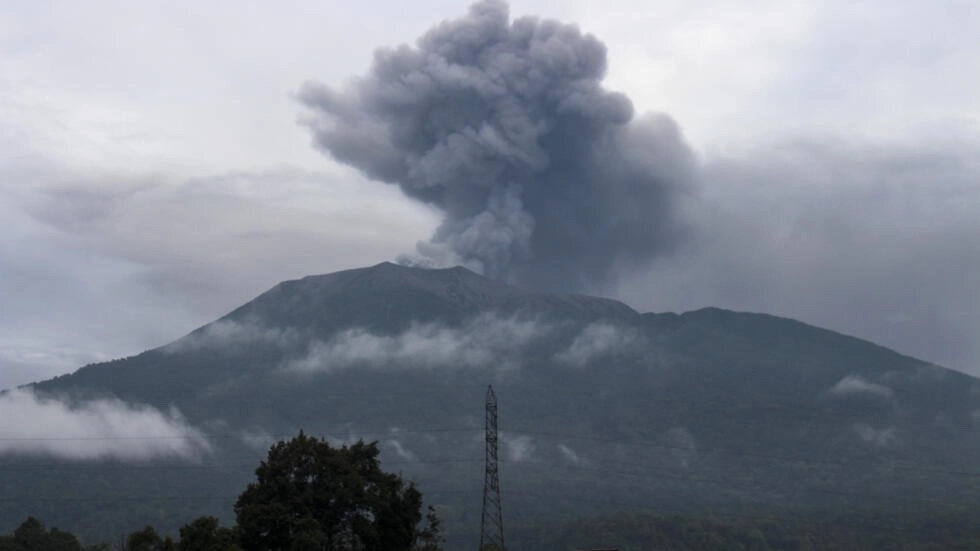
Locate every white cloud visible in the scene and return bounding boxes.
[828,375,894,398]
[501,433,534,462]
[555,322,639,367]
[324,434,363,448]
[1,0,978,390]
[0,389,210,461]
[666,426,697,469]
[286,314,548,372]
[162,318,295,354]
[851,423,897,446]
[557,443,584,466]
[239,426,276,450]
[386,439,417,462]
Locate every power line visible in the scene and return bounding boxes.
[0,452,970,512]
[0,427,480,443]
[3,423,980,483]
[501,427,980,480]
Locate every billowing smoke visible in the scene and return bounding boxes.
[299,0,695,291]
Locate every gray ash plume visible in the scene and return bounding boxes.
[299,0,696,291]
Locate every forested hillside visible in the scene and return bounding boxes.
[4,263,980,548]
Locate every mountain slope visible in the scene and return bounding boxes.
[233,262,639,328]
[7,263,980,546]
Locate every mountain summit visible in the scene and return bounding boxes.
[226,262,638,332]
[10,263,980,544]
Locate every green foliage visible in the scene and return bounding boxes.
[177,517,240,551]
[15,263,980,544]
[413,507,444,551]
[0,432,443,551]
[234,432,441,551]
[125,526,174,551]
[12,518,47,550]
[15,508,980,550]
[0,516,92,551]
[507,510,980,550]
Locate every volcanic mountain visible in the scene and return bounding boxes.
[6,262,980,545]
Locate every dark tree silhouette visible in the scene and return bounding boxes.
[0,517,99,551]
[177,516,240,551]
[234,432,441,551]
[124,527,174,551]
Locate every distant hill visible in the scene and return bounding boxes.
[6,262,980,547]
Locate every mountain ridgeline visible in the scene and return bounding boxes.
[7,262,980,547]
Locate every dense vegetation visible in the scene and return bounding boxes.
[0,517,106,551]
[508,510,980,550]
[8,263,980,545]
[234,432,440,551]
[0,434,440,551]
[12,509,980,550]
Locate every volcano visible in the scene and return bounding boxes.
[6,262,980,545]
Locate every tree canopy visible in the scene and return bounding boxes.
[234,432,440,551]
[0,432,441,551]
[177,516,240,551]
[0,517,104,551]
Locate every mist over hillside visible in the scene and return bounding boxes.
[2,4,979,547]
[3,262,980,547]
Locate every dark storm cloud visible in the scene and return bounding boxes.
[298,0,696,291]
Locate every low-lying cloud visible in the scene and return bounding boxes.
[851,423,897,446]
[554,322,639,367]
[501,433,534,462]
[666,426,697,469]
[557,443,584,466]
[286,314,547,372]
[0,389,210,461]
[828,375,894,398]
[386,439,417,462]
[239,426,276,450]
[284,315,649,373]
[162,318,297,354]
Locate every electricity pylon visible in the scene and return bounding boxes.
[479,385,506,551]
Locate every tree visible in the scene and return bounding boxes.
[11,518,46,550]
[178,516,240,551]
[124,527,174,551]
[234,432,440,551]
[412,507,443,551]
[0,517,97,551]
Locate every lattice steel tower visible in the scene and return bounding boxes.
[479,385,506,551]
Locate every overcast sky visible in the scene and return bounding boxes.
[1,0,978,390]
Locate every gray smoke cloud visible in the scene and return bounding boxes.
[298,0,696,291]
